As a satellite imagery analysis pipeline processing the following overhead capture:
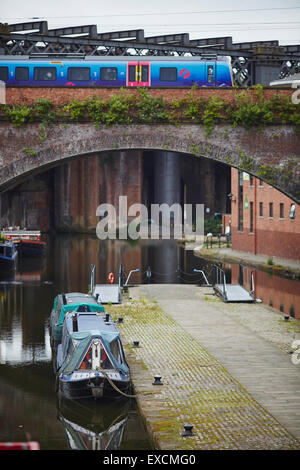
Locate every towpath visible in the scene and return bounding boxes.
[107,284,300,450]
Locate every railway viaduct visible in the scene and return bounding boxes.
[0,87,299,204]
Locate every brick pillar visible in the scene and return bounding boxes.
[54,161,73,231]
[98,150,143,224]
[154,151,181,207]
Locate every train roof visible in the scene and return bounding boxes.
[0,54,231,63]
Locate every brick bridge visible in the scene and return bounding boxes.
[0,87,299,203]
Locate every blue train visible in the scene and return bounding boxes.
[0,55,233,87]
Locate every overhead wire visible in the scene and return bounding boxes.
[4,6,300,20]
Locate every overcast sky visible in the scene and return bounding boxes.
[1,0,300,45]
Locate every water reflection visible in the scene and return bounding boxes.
[0,235,153,450]
[57,397,146,450]
[0,234,299,449]
[228,263,300,320]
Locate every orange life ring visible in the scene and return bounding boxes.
[107,272,114,284]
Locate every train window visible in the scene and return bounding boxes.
[15,67,29,81]
[100,67,117,81]
[207,65,214,83]
[159,67,177,82]
[34,67,57,81]
[141,65,149,82]
[0,67,8,81]
[68,67,90,81]
[128,65,136,82]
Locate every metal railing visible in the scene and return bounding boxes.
[193,268,210,286]
[213,264,227,301]
[205,233,231,249]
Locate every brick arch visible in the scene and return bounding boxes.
[0,122,299,202]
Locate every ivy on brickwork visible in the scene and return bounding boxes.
[256,159,298,195]
[238,149,255,172]
[1,85,300,134]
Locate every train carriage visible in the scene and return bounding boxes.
[0,55,234,87]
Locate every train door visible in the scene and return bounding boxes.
[127,61,139,87]
[139,62,150,87]
[206,63,216,85]
[127,61,150,87]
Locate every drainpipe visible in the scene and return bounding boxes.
[254,177,257,255]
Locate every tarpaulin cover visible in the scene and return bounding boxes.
[59,330,129,376]
[58,303,105,325]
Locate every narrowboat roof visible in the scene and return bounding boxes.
[59,292,99,305]
[64,311,119,335]
[53,292,105,327]
[58,302,105,325]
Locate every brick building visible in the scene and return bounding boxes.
[230,168,300,261]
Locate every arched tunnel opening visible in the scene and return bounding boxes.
[0,150,231,233]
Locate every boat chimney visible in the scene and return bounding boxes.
[72,313,78,332]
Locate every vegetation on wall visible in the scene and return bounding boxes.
[1,86,299,192]
[1,85,300,134]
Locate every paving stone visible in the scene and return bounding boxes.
[106,285,300,450]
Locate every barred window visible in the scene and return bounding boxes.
[279,203,284,219]
[250,201,254,233]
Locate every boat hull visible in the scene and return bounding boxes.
[58,374,131,400]
[17,240,46,258]
[0,256,17,270]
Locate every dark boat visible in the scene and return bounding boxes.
[2,230,46,258]
[53,308,131,400]
[0,241,18,270]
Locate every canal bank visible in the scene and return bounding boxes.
[193,245,300,280]
[106,284,300,450]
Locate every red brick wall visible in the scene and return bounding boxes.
[54,151,143,232]
[0,173,54,232]
[5,86,292,105]
[231,168,300,260]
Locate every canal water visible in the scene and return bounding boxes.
[0,234,299,450]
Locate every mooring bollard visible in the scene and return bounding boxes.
[182,424,194,437]
[152,375,163,385]
[133,341,140,348]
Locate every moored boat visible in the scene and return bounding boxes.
[49,292,105,345]
[2,230,46,257]
[54,309,130,400]
[0,240,18,271]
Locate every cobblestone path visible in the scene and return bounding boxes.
[106,288,300,450]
